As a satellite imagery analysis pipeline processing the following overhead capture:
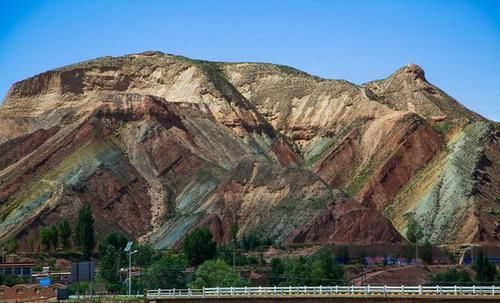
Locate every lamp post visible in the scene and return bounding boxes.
[124,241,138,296]
[128,249,138,296]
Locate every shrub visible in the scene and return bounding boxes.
[428,268,472,286]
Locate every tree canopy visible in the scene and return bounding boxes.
[59,219,72,249]
[189,259,249,288]
[75,204,96,260]
[406,217,423,243]
[473,250,497,283]
[143,254,187,289]
[182,227,216,266]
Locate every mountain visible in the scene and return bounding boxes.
[0,51,497,251]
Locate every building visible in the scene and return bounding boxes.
[0,262,35,281]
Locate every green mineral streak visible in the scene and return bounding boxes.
[411,122,490,243]
[302,136,336,166]
[344,161,375,197]
[0,138,121,232]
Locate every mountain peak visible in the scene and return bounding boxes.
[393,63,426,81]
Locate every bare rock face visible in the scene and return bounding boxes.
[286,199,405,244]
[0,52,497,251]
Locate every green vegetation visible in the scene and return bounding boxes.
[143,253,188,289]
[49,225,59,250]
[473,250,497,283]
[75,204,96,260]
[269,258,285,286]
[270,248,345,286]
[433,120,453,136]
[99,244,122,287]
[98,232,128,256]
[344,163,374,197]
[38,219,72,253]
[406,217,423,243]
[189,259,249,288]
[58,219,72,249]
[420,241,433,264]
[182,227,216,266]
[39,227,51,252]
[429,268,472,286]
[6,238,18,253]
[240,232,272,251]
[216,245,260,266]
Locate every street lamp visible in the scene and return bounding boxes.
[124,241,138,296]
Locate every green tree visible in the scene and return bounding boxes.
[134,244,155,267]
[39,227,51,252]
[403,243,415,262]
[406,217,423,243]
[310,248,345,285]
[281,257,310,286]
[49,225,59,251]
[99,232,128,257]
[473,250,497,283]
[495,271,500,283]
[58,219,72,249]
[240,232,272,251]
[405,217,424,264]
[269,258,284,286]
[429,268,472,286]
[230,223,238,244]
[182,227,216,266]
[189,259,249,288]
[421,242,433,264]
[309,259,328,285]
[99,245,121,285]
[75,204,96,260]
[143,254,187,289]
[6,239,18,253]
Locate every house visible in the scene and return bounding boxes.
[0,262,35,281]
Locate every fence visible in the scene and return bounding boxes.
[147,285,499,298]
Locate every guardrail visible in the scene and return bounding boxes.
[147,285,499,298]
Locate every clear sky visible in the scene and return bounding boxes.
[1,0,499,121]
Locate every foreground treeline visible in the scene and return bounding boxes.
[91,227,346,293]
[1,204,499,293]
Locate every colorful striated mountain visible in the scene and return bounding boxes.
[0,52,497,251]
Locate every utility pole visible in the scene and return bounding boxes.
[232,244,236,269]
[129,250,132,295]
[470,245,474,265]
[124,241,137,297]
[415,241,419,266]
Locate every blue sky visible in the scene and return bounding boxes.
[1,0,499,121]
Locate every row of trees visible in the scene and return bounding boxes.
[39,219,71,251]
[34,208,496,292]
[96,227,248,292]
[37,204,95,259]
[269,248,345,286]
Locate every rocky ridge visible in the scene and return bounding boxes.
[0,51,497,251]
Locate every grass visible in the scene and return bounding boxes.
[433,120,453,136]
[343,162,375,197]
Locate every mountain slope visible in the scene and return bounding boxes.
[0,52,497,251]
